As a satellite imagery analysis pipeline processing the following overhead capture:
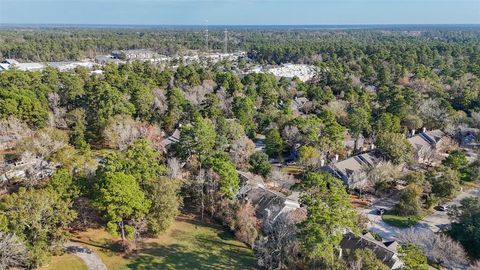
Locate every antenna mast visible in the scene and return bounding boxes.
[205,29,209,53]
[224,29,228,53]
[204,20,209,53]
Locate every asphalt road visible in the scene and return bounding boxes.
[362,185,480,241]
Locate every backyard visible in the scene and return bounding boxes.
[43,214,257,270]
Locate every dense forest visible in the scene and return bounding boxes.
[0,27,480,270]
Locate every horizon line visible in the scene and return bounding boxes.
[1,23,480,29]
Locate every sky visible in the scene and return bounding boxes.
[0,0,479,25]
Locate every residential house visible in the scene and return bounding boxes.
[407,129,447,165]
[290,96,310,115]
[161,129,181,146]
[340,232,403,269]
[456,127,480,149]
[237,171,300,226]
[322,149,383,189]
[0,152,57,185]
[246,187,301,225]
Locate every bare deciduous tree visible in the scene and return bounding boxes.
[471,111,480,129]
[256,210,305,270]
[234,202,259,248]
[216,89,233,116]
[437,136,458,154]
[323,100,349,124]
[398,75,410,86]
[184,81,214,106]
[103,115,148,150]
[353,161,403,193]
[470,260,480,270]
[410,78,431,93]
[229,136,255,169]
[167,158,182,180]
[418,98,450,129]
[282,125,300,146]
[0,231,28,270]
[270,169,297,190]
[0,117,32,150]
[47,92,68,128]
[152,88,168,117]
[17,128,68,159]
[398,228,470,269]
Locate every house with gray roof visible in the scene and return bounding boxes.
[246,187,301,225]
[237,172,300,226]
[340,232,403,269]
[408,129,447,165]
[161,129,181,146]
[456,127,480,149]
[322,149,383,189]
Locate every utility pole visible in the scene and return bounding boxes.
[224,29,228,53]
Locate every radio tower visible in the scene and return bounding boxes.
[203,20,209,53]
[205,28,209,53]
[223,29,228,53]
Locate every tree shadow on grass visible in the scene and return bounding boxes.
[192,233,256,269]
[126,237,256,270]
[126,243,227,270]
[216,230,236,241]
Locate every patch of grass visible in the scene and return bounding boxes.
[281,165,304,175]
[371,232,383,242]
[382,214,422,228]
[40,254,87,270]
[70,215,256,270]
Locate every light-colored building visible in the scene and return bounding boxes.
[267,64,319,82]
[408,129,447,165]
[47,61,94,71]
[112,49,159,60]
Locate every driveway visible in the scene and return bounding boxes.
[362,185,480,241]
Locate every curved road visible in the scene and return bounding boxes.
[362,186,480,241]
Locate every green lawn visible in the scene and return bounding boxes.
[382,214,422,228]
[69,215,257,270]
[40,254,87,270]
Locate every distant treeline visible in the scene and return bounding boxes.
[1,28,480,66]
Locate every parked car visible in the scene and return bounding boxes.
[435,205,449,211]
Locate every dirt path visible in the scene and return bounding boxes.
[65,241,107,270]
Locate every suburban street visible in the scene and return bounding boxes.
[362,185,480,241]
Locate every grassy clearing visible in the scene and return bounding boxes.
[382,214,422,228]
[40,253,87,270]
[69,215,256,270]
